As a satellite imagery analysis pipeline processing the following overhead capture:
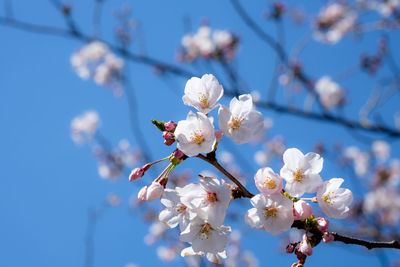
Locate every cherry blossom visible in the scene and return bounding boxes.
[70,110,100,144]
[159,188,194,230]
[280,148,323,197]
[179,176,231,226]
[245,194,294,235]
[174,111,216,157]
[315,76,344,109]
[180,216,231,254]
[317,178,353,219]
[254,167,283,196]
[182,74,224,114]
[218,94,264,144]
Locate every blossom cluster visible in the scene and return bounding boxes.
[179,26,239,62]
[128,74,354,264]
[314,3,357,44]
[70,41,124,95]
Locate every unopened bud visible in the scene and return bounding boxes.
[298,235,312,256]
[129,167,145,181]
[286,243,296,253]
[293,200,313,220]
[164,121,177,132]
[322,232,334,243]
[137,186,148,201]
[316,217,329,233]
[146,181,164,201]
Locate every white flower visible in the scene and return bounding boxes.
[159,188,194,230]
[254,167,283,196]
[293,200,313,220]
[372,140,390,161]
[343,146,369,176]
[180,216,231,254]
[213,30,234,49]
[183,74,224,114]
[315,76,344,109]
[363,187,400,224]
[280,148,323,197]
[317,178,353,219]
[174,111,216,157]
[179,176,231,226]
[180,246,227,265]
[71,41,124,92]
[314,3,356,44]
[245,194,294,235]
[157,246,177,262]
[218,94,264,144]
[71,110,100,144]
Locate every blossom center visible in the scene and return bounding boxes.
[206,192,218,203]
[228,117,243,131]
[264,178,277,190]
[322,193,333,204]
[191,131,205,145]
[176,203,187,213]
[198,94,210,109]
[293,169,304,182]
[264,206,278,218]
[199,223,212,239]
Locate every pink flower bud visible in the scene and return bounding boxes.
[322,232,334,243]
[146,181,164,201]
[172,149,184,159]
[163,131,174,140]
[286,243,296,253]
[164,121,177,132]
[137,186,148,201]
[215,130,224,142]
[298,235,312,256]
[129,167,145,181]
[164,138,175,146]
[293,200,313,220]
[316,217,329,232]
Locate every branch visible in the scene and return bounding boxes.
[332,232,400,250]
[1,16,400,138]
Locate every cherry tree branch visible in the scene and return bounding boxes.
[1,15,400,138]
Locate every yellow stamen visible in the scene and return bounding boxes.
[198,94,210,109]
[293,169,304,182]
[207,192,218,203]
[264,178,277,190]
[264,206,278,218]
[228,117,243,131]
[199,223,212,239]
[191,132,205,145]
[176,204,187,213]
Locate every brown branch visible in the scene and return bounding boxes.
[196,153,254,198]
[332,232,400,250]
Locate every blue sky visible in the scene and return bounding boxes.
[0,0,399,266]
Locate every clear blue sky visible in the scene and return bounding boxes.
[0,0,399,266]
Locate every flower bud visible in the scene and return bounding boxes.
[286,243,296,253]
[129,167,145,181]
[163,131,175,146]
[316,217,329,233]
[322,232,334,243]
[293,200,313,220]
[146,181,164,201]
[172,149,184,159]
[298,235,312,256]
[164,121,177,132]
[137,186,148,201]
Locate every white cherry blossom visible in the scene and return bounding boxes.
[254,167,283,196]
[245,194,294,235]
[180,246,227,264]
[71,110,100,144]
[183,74,224,114]
[180,216,231,254]
[218,94,264,144]
[159,188,194,230]
[280,148,323,197]
[174,111,216,157]
[179,176,231,226]
[315,76,344,109]
[317,178,353,219]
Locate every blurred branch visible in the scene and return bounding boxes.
[1,15,400,138]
